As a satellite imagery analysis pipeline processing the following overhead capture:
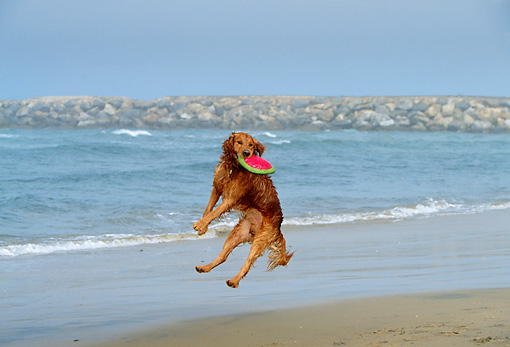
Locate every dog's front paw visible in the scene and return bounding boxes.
[193,220,208,236]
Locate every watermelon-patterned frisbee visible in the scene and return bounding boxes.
[238,155,275,175]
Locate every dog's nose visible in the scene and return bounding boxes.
[242,150,251,158]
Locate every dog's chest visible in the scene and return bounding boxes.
[216,169,259,197]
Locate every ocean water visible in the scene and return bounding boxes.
[1,129,509,257]
[1,128,510,345]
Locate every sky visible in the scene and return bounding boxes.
[0,0,509,100]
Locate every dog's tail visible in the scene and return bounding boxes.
[267,233,294,271]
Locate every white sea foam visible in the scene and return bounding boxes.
[270,139,292,145]
[257,131,291,144]
[482,201,510,210]
[0,134,19,138]
[112,129,152,137]
[284,199,510,226]
[0,232,214,257]
[3,200,509,257]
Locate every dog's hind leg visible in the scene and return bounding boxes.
[226,233,267,288]
[195,218,252,274]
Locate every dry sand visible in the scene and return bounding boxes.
[97,287,509,346]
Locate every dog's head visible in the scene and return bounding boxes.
[222,132,265,161]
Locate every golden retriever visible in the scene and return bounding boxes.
[193,132,293,288]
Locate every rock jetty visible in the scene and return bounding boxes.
[1,95,510,133]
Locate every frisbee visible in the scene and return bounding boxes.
[238,155,275,174]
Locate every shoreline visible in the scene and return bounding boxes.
[93,210,510,346]
[3,209,509,346]
[95,287,510,346]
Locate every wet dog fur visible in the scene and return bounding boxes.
[193,132,293,288]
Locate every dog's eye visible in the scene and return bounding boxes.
[237,141,243,145]
[249,143,253,146]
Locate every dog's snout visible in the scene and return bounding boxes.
[242,150,251,158]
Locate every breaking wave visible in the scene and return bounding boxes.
[2,199,509,257]
[0,232,215,257]
[112,129,152,137]
[284,199,510,226]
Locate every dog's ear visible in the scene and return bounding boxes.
[222,132,236,156]
[253,138,265,157]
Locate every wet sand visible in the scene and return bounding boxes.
[93,209,510,347]
[98,288,510,346]
[3,209,509,346]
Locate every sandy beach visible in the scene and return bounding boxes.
[90,209,510,347]
[3,209,509,346]
[98,288,510,346]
